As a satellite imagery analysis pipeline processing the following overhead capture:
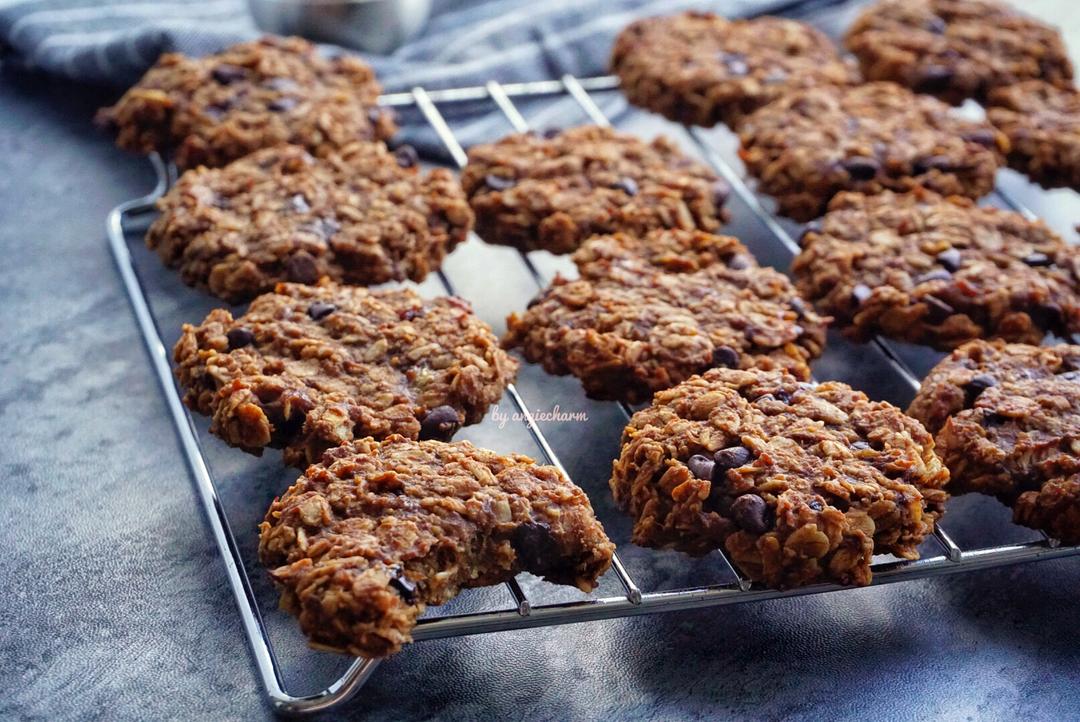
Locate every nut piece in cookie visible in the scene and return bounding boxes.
[148,143,473,303]
[844,0,1073,105]
[908,340,1080,543]
[173,281,518,468]
[792,189,1080,349]
[611,367,949,588]
[612,12,857,128]
[987,81,1080,191]
[504,230,826,403]
[462,126,730,253]
[737,81,1005,221]
[259,435,615,657]
[96,36,396,169]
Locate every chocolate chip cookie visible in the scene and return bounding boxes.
[503,230,827,404]
[792,189,1080,349]
[174,281,518,468]
[987,81,1080,191]
[908,340,1080,543]
[259,435,615,657]
[611,12,857,128]
[148,143,473,303]
[461,126,730,254]
[96,36,396,169]
[737,81,1006,221]
[844,0,1073,105]
[611,367,949,588]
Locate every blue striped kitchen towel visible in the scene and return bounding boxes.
[0,0,832,155]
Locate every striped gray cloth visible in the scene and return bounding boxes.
[0,0,824,156]
[0,0,817,88]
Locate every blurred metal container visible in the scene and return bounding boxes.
[248,0,432,54]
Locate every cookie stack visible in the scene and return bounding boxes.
[611,2,1080,574]
[100,36,617,658]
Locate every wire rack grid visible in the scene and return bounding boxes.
[106,74,1080,715]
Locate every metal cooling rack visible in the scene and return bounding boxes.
[107,73,1080,715]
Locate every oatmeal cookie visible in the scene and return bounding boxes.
[147,143,473,303]
[610,367,949,588]
[987,81,1080,191]
[737,81,1006,221]
[461,126,730,254]
[845,0,1073,105]
[174,281,518,468]
[792,189,1080,349]
[611,12,857,128]
[259,435,615,657]
[908,340,1080,543]
[96,36,396,169]
[503,230,827,403]
[908,339,1080,434]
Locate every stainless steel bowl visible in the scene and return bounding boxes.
[248,0,432,54]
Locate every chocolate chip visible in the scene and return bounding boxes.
[842,156,880,181]
[541,127,561,139]
[713,446,752,473]
[1060,370,1080,381]
[712,179,731,207]
[1032,302,1063,328]
[394,145,419,168]
[484,174,516,190]
[400,307,424,321]
[914,268,952,285]
[963,128,998,147]
[981,412,1008,428]
[915,65,954,93]
[852,440,871,451]
[284,252,319,284]
[1023,252,1053,267]
[730,494,770,534]
[852,283,873,305]
[388,569,417,604]
[510,522,561,574]
[773,390,792,404]
[720,52,749,77]
[937,248,962,272]
[789,297,809,319]
[914,155,955,175]
[419,405,461,441]
[288,194,310,213]
[307,302,336,320]
[963,374,996,406]
[268,96,298,112]
[923,295,954,323]
[712,345,739,368]
[726,253,754,271]
[226,327,254,349]
[613,177,639,196]
[926,16,947,34]
[211,64,246,84]
[205,103,230,120]
[687,454,716,481]
[808,499,824,512]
